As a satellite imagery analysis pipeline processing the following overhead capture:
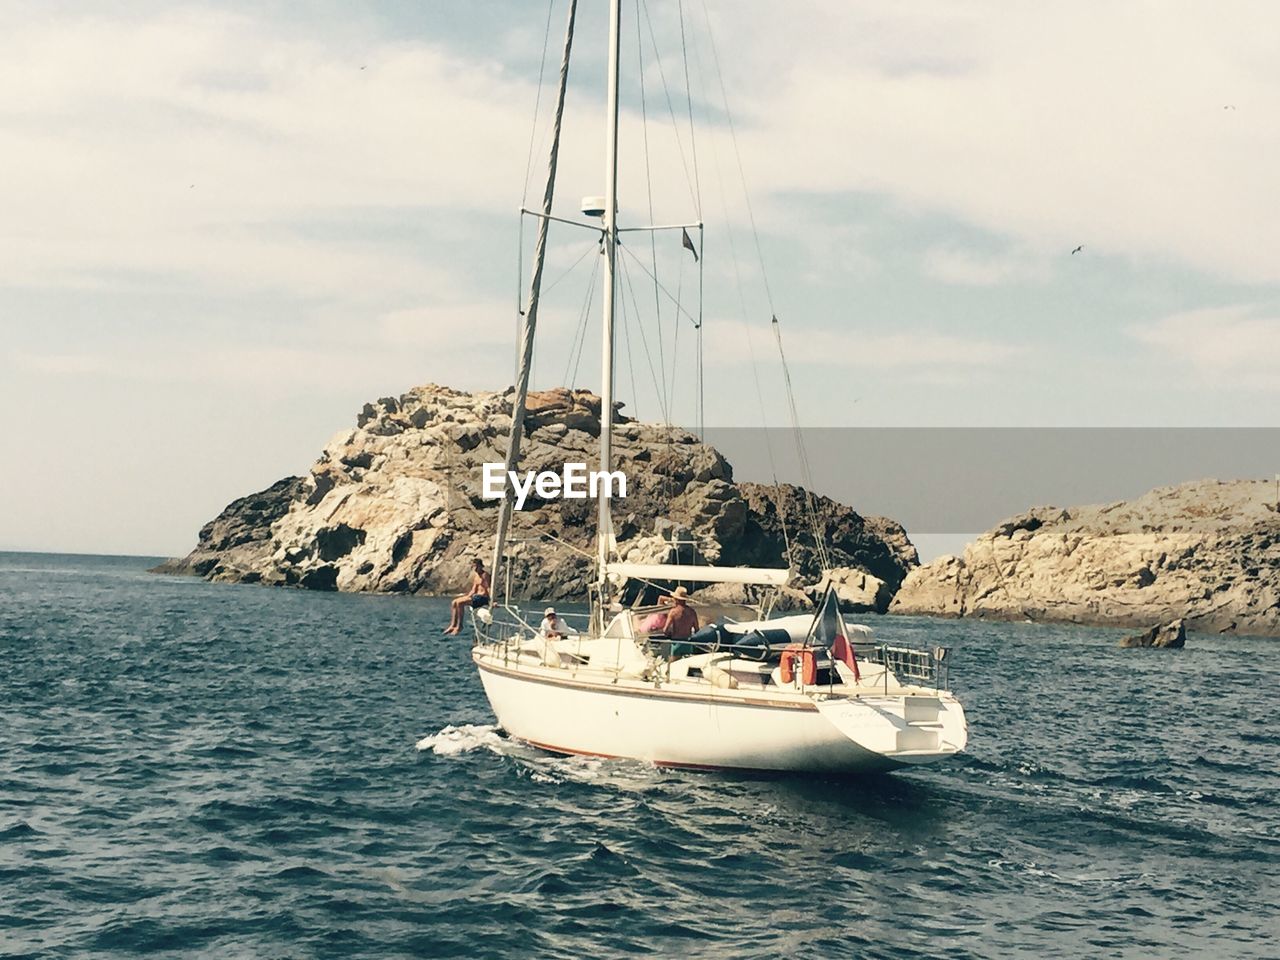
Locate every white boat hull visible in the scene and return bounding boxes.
[475,652,967,774]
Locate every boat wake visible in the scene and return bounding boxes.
[521,754,607,786]
[415,724,505,757]
[415,724,665,791]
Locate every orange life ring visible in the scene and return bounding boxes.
[779,644,817,685]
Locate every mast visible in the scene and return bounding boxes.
[596,0,622,587]
[490,0,579,597]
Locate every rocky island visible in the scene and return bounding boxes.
[156,384,916,608]
[891,479,1280,637]
[157,386,1279,636]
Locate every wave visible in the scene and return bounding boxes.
[415,724,505,757]
[11,555,1280,960]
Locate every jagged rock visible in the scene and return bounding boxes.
[1120,619,1187,648]
[524,387,616,436]
[807,567,893,614]
[891,480,1280,637]
[299,565,339,592]
[315,523,367,562]
[150,476,308,577]
[735,483,917,590]
[157,384,917,602]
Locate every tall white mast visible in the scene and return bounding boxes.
[597,0,622,587]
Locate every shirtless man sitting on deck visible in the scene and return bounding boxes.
[444,558,490,636]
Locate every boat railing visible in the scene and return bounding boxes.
[649,636,952,687]
[472,608,951,690]
[854,642,951,690]
[645,636,951,691]
[469,605,591,652]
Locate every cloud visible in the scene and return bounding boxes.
[0,9,536,308]
[699,1,1280,284]
[921,245,1048,287]
[12,351,105,375]
[706,319,1028,369]
[1129,305,1280,390]
[7,314,517,394]
[8,0,1278,313]
[378,303,516,347]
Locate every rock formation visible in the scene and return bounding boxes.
[890,479,1280,636]
[805,568,894,614]
[1119,619,1187,649]
[156,384,916,603]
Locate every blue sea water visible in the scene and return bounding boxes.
[2,552,1278,959]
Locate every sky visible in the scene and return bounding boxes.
[2,0,1278,557]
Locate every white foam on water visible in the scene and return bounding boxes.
[414,727,664,793]
[528,767,563,785]
[415,724,504,756]
[519,752,673,794]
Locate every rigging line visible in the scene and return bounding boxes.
[639,0,699,214]
[698,337,704,437]
[675,0,708,439]
[563,249,600,387]
[621,251,676,510]
[664,253,683,421]
[617,261,641,425]
[697,223,704,439]
[617,245,698,328]
[543,238,599,388]
[695,0,797,562]
[539,528,595,559]
[633,0,667,416]
[741,321,792,562]
[680,3,708,430]
[676,0,703,219]
[521,0,559,207]
[618,250,669,424]
[703,120,793,562]
[696,0,774,313]
[773,317,830,571]
[539,238,598,298]
[619,275,639,424]
[515,206,524,384]
[703,95,777,445]
[696,301,703,436]
[568,252,600,386]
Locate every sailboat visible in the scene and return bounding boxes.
[470,0,968,773]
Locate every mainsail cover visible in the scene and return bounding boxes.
[808,584,860,681]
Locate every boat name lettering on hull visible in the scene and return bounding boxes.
[482,462,627,510]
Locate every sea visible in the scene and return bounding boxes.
[2,552,1278,959]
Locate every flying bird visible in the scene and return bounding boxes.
[1224,104,1236,110]
[1071,245,1083,255]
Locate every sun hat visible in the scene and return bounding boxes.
[544,606,556,616]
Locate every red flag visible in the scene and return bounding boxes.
[812,585,860,682]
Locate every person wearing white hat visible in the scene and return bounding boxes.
[539,606,567,639]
